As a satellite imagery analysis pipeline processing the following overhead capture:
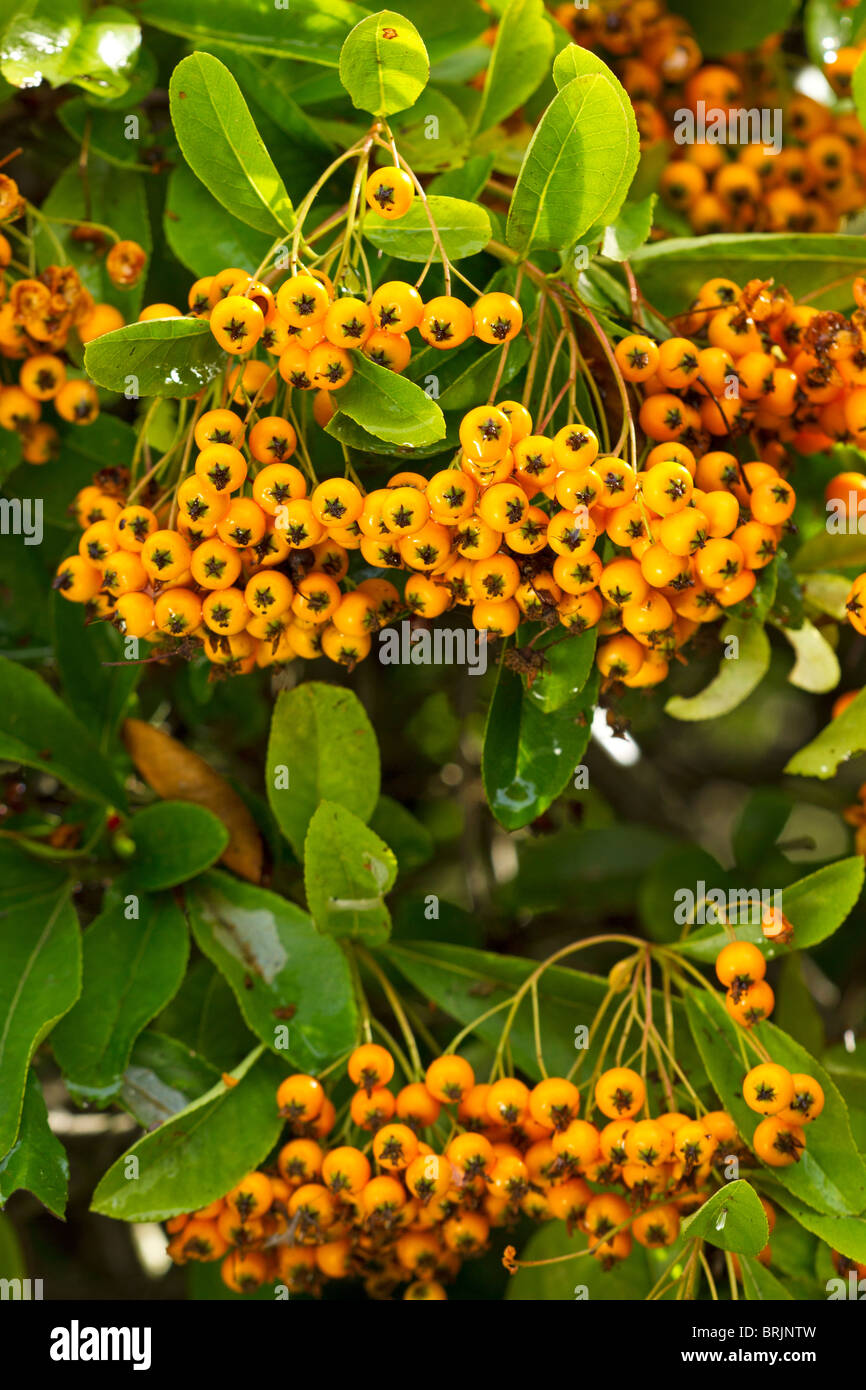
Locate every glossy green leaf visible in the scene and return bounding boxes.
[135,0,365,65]
[169,52,293,236]
[389,89,469,173]
[472,0,553,134]
[525,630,596,713]
[506,64,639,253]
[164,162,274,278]
[631,235,866,315]
[304,801,396,945]
[120,1031,219,1130]
[792,528,866,573]
[0,1069,69,1219]
[56,6,141,98]
[51,895,188,1105]
[677,857,865,963]
[363,195,492,264]
[786,686,866,779]
[85,317,225,400]
[326,409,457,459]
[154,961,254,1073]
[186,871,358,1070]
[0,656,125,806]
[90,1047,284,1221]
[665,618,770,722]
[681,1181,769,1255]
[266,682,379,857]
[685,989,866,1217]
[0,889,80,1154]
[432,334,530,413]
[52,595,140,755]
[126,802,229,890]
[339,10,428,116]
[482,662,598,830]
[334,353,446,448]
[1,0,80,89]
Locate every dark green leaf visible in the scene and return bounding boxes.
[389,89,469,173]
[154,960,254,1073]
[90,1047,284,1221]
[0,1069,69,1219]
[369,795,433,873]
[135,0,366,65]
[304,800,396,945]
[51,895,189,1105]
[52,594,140,754]
[505,1221,654,1299]
[741,1254,794,1300]
[0,888,80,1154]
[169,52,293,235]
[482,661,598,830]
[669,0,798,53]
[120,1030,219,1130]
[85,317,225,399]
[760,1179,866,1265]
[127,802,229,890]
[339,10,428,116]
[525,630,596,713]
[0,656,126,806]
[186,871,358,1069]
[164,161,274,278]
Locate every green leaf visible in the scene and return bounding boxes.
[732,788,793,874]
[0,840,67,912]
[761,1180,866,1265]
[164,161,274,278]
[186,871,358,1070]
[335,353,446,448]
[304,801,396,945]
[266,682,379,857]
[1,0,79,89]
[169,52,293,236]
[525,630,596,713]
[472,0,553,135]
[506,1220,654,1299]
[0,656,125,806]
[482,663,598,830]
[369,795,433,873]
[805,0,866,69]
[55,6,141,98]
[792,528,866,573]
[639,845,731,944]
[339,10,429,116]
[0,889,80,1154]
[854,51,866,130]
[326,409,457,459]
[630,235,866,316]
[741,1254,794,1300]
[681,1180,769,1255]
[135,0,366,65]
[776,619,840,694]
[785,686,866,779]
[120,1031,219,1130]
[52,594,139,755]
[127,802,229,890]
[668,0,798,53]
[600,194,657,261]
[84,317,225,399]
[51,895,188,1105]
[90,1047,284,1222]
[217,51,334,153]
[0,428,22,485]
[665,618,770,722]
[801,571,850,622]
[677,857,865,963]
[775,955,825,1057]
[363,194,492,263]
[155,960,254,1073]
[0,1070,69,1219]
[389,89,469,173]
[429,152,495,201]
[507,62,639,253]
[434,334,530,413]
[685,989,866,1217]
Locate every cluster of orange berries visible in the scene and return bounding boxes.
[553,0,866,235]
[162,1042,772,1296]
[195,264,524,405]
